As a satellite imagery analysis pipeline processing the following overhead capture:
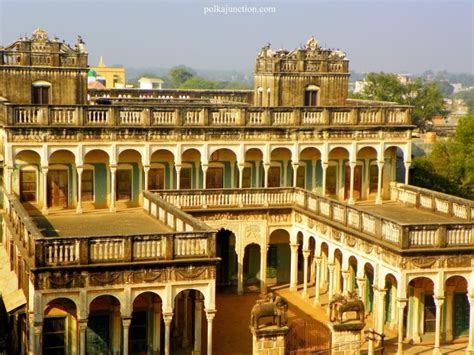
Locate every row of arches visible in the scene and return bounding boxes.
[8,144,408,212]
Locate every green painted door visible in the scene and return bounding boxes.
[453,293,469,337]
[86,315,110,355]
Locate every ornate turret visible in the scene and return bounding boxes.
[254,36,350,107]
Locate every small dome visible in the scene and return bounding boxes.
[88,69,97,77]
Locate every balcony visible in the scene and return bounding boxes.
[2,103,412,128]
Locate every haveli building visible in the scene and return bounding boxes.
[0,28,472,355]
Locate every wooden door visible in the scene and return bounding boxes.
[81,169,94,201]
[129,311,147,354]
[344,165,362,200]
[242,167,251,188]
[206,167,223,188]
[268,167,280,187]
[453,293,469,337]
[180,167,192,189]
[116,169,132,200]
[296,166,305,188]
[47,170,68,208]
[20,170,37,202]
[148,168,164,190]
[87,315,110,355]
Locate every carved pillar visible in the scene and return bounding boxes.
[302,250,310,298]
[238,164,245,189]
[467,296,474,354]
[433,297,445,354]
[348,162,356,205]
[445,287,455,342]
[260,245,268,294]
[194,297,203,354]
[182,290,190,347]
[255,160,261,187]
[328,263,335,301]
[78,318,87,355]
[109,165,117,212]
[153,301,161,354]
[76,166,83,213]
[163,312,173,355]
[202,164,208,189]
[321,161,328,196]
[263,163,270,188]
[396,298,407,355]
[175,164,182,190]
[357,277,366,305]
[376,161,384,204]
[342,269,350,296]
[144,165,150,191]
[33,322,43,355]
[314,257,322,306]
[404,161,411,185]
[312,159,317,191]
[412,287,422,343]
[292,162,299,188]
[122,317,132,355]
[206,310,216,355]
[374,288,387,335]
[237,252,244,295]
[41,167,48,214]
[289,243,299,292]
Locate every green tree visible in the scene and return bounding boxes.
[180,76,218,90]
[169,66,195,88]
[412,115,474,199]
[361,72,406,103]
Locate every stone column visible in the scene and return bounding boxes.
[163,312,173,355]
[396,298,407,355]
[312,159,317,191]
[292,162,299,188]
[78,318,88,355]
[255,161,261,187]
[445,287,454,341]
[260,245,268,294]
[404,161,411,185]
[302,250,310,298]
[412,288,421,343]
[76,166,83,213]
[41,167,48,214]
[289,243,299,292]
[109,165,117,212]
[348,162,356,205]
[356,277,366,305]
[4,165,13,194]
[182,290,190,347]
[153,302,161,354]
[237,252,244,295]
[376,161,384,204]
[374,288,387,335]
[433,297,445,355]
[238,164,245,189]
[263,163,270,188]
[342,270,350,296]
[175,164,182,189]
[33,322,43,355]
[467,296,474,354]
[328,263,335,301]
[144,165,150,191]
[321,162,328,196]
[202,164,208,189]
[314,257,322,306]
[206,310,216,355]
[122,317,132,355]
[193,297,203,354]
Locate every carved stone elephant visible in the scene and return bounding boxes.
[250,295,288,329]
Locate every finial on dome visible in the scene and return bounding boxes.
[32,28,48,42]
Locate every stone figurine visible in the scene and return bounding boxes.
[329,291,365,323]
[250,293,288,329]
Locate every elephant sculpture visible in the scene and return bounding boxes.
[250,293,288,329]
[329,291,365,323]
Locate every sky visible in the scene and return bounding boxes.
[0,0,472,74]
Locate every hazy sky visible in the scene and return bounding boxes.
[0,0,472,74]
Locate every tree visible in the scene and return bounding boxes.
[412,115,474,199]
[180,76,217,90]
[169,65,195,88]
[357,72,446,129]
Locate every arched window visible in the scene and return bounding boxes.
[32,80,51,105]
[257,87,263,106]
[266,88,271,106]
[304,85,319,106]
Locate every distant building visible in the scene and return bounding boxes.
[89,56,126,88]
[397,73,411,85]
[138,77,164,90]
[353,80,367,93]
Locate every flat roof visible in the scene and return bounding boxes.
[33,208,172,237]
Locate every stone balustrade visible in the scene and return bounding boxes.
[154,187,473,251]
[3,193,216,269]
[4,103,412,127]
[390,182,473,221]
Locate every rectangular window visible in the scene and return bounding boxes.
[148,168,165,190]
[180,167,192,189]
[242,167,251,188]
[20,170,37,202]
[82,169,94,201]
[268,167,280,187]
[326,166,337,196]
[206,167,223,189]
[32,86,49,105]
[43,317,66,355]
[369,165,378,194]
[130,311,147,353]
[304,90,318,106]
[296,166,305,188]
[116,169,132,200]
[423,294,436,333]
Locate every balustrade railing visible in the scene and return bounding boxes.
[155,187,473,251]
[5,104,412,127]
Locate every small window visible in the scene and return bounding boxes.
[20,170,37,202]
[32,81,51,105]
[369,164,379,194]
[304,85,319,106]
